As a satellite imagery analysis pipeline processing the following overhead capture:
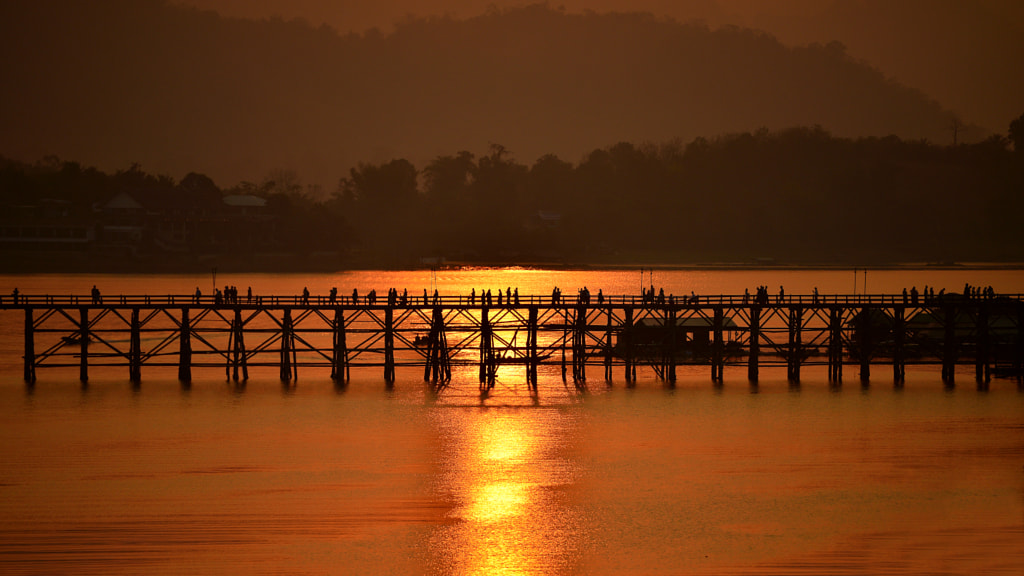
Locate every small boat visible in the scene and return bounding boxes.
[62,335,90,346]
[494,353,552,365]
[413,335,430,347]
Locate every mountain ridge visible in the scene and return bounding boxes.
[0,1,967,190]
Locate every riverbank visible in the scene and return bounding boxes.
[3,249,1024,274]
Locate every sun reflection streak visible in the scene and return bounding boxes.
[430,408,580,576]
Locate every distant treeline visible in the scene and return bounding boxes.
[3,123,1023,266]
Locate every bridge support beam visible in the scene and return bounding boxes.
[942,305,956,385]
[24,308,35,384]
[624,307,635,384]
[856,310,871,383]
[424,306,451,385]
[976,303,990,386]
[787,307,802,382]
[129,307,142,384]
[79,308,89,383]
[331,309,348,383]
[828,307,843,383]
[663,308,676,383]
[230,308,248,382]
[280,308,295,382]
[893,307,905,385]
[748,307,760,382]
[527,306,538,389]
[572,306,587,385]
[479,307,495,389]
[604,307,613,382]
[178,308,191,383]
[711,307,724,383]
[384,307,395,385]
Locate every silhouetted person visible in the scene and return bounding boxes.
[352,288,358,304]
[11,287,18,304]
[247,287,252,303]
[91,285,101,304]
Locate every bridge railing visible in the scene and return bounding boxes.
[1,292,1020,308]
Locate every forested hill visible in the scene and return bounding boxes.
[1,1,959,190]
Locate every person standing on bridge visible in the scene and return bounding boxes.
[11,287,19,304]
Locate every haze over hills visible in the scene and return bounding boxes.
[0,0,978,190]
[180,0,1024,138]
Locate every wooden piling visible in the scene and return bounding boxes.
[231,308,248,382]
[942,305,956,384]
[828,307,843,382]
[24,308,35,384]
[178,308,191,382]
[572,305,586,384]
[331,308,348,382]
[975,302,990,385]
[623,307,635,383]
[79,307,88,382]
[479,307,495,388]
[280,308,294,382]
[384,307,395,385]
[1017,303,1024,384]
[425,306,450,384]
[665,307,677,383]
[748,306,760,382]
[893,306,905,384]
[787,307,801,382]
[712,306,724,382]
[604,307,613,382]
[857,310,871,382]
[129,307,142,383]
[527,306,538,389]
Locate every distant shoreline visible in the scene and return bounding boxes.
[2,251,1023,275]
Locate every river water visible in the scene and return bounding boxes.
[1,269,1023,575]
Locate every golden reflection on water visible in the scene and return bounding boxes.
[430,407,580,576]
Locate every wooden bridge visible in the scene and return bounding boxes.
[2,292,1022,388]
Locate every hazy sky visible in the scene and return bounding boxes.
[177,0,1024,134]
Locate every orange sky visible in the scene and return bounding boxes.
[178,0,1024,133]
